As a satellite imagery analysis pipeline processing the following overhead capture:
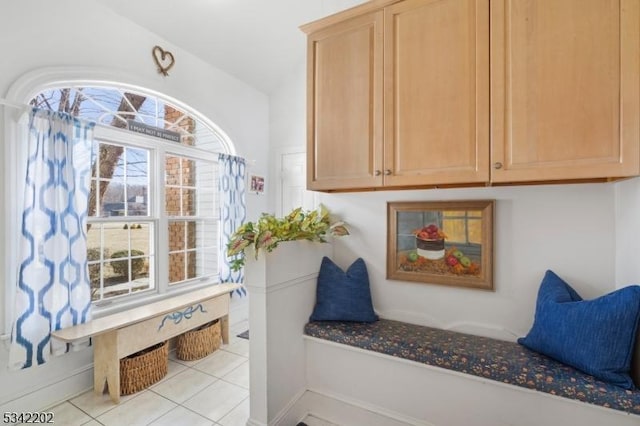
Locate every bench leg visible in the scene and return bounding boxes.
[93,332,120,404]
[221,314,229,344]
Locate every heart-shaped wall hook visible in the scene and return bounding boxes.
[152,45,175,76]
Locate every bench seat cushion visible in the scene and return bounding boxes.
[304,319,640,415]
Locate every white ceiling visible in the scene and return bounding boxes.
[96,0,367,94]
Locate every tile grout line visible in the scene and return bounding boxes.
[66,342,249,426]
[66,399,98,421]
[171,356,249,424]
[139,392,179,426]
[200,394,250,426]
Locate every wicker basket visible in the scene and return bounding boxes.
[176,320,222,361]
[120,341,168,395]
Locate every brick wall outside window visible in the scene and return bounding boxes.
[165,106,198,283]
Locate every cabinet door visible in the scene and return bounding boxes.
[491,0,640,182]
[307,12,384,191]
[383,0,490,187]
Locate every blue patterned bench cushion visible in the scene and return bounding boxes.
[304,319,640,415]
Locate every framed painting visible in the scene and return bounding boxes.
[387,200,494,290]
[249,174,265,194]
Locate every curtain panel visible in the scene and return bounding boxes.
[218,153,246,295]
[9,108,95,369]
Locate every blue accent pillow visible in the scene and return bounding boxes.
[518,270,640,389]
[310,257,378,323]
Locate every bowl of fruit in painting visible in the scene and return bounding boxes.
[414,224,446,260]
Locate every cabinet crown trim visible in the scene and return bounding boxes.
[300,0,401,34]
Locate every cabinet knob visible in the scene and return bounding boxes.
[384,169,392,175]
[374,170,382,176]
[494,162,503,170]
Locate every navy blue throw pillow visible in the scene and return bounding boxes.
[310,257,378,323]
[518,270,640,389]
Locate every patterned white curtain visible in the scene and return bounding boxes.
[9,109,95,369]
[218,153,246,295]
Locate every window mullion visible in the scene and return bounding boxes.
[183,219,188,281]
[155,145,169,295]
[127,219,132,295]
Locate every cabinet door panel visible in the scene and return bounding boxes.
[491,0,640,182]
[384,0,489,186]
[307,12,384,190]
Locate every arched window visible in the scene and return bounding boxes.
[27,84,233,306]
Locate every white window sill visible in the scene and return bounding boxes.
[91,278,221,319]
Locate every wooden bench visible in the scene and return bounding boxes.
[52,283,239,403]
[304,319,640,422]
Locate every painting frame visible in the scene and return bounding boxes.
[387,200,494,291]
[249,174,265,194]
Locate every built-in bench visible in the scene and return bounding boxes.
[52,283,239,403]
[304,319,640,417]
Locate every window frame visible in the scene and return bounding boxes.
[3,73,235,331]
[164,152,219,286]
[88,125,221,313]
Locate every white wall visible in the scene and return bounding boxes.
[614,177,640,289]
[269,62,307,157]
[270,62,619,341]
[324,184,615,338]
[0,0,267,411]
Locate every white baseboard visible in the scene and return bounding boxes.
[277,389,430,426]
[271,388,307,426]
[247,387,308,426]
[0,365,92,413]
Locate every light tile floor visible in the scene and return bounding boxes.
[40,320,250,426]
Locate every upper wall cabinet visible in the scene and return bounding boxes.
[491,0,640,182]
[303,0,488,191]
[305,11,384,191]
[383,0,489,187]
[302,0,640,191]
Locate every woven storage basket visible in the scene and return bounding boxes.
[176,320,221,361]
[120,341,168,395]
